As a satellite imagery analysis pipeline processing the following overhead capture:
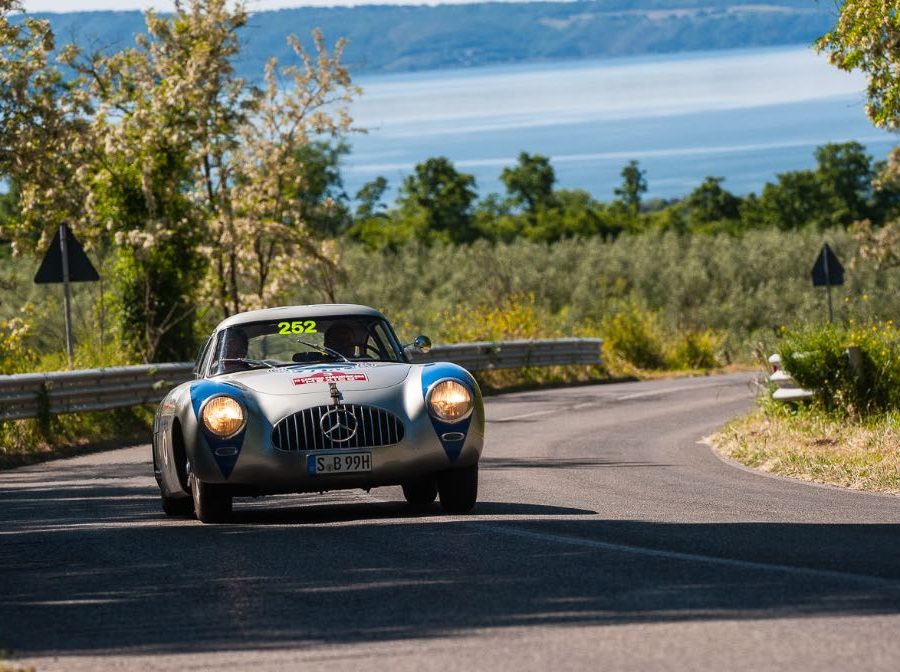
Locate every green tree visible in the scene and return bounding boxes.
[472,193,519,243]
[647,202,689,234]
[740,143,880,232]
[500,152,557,215]
[818,5,900,267]
[354,176,389,220]
[614,160,647,214]
[0,182,18,229]
[744,170,828,230]
[814,141,874,226]
[817,0,900,129]
[348,177,411,250]
[0,1,95,253]
[872,154,900,224]
[525,189,612,242]
[684,177,742,233]
[397,157,478,244]
[92,152,203,362]
[291,140,352,238]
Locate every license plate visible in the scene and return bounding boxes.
[307,451,372,475]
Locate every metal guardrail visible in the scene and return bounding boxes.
[0,338,603,421]
[767,353,814,402]
[0,363,195,421]
[411,338,603,370]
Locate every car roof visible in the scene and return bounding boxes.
[215,304,387,331]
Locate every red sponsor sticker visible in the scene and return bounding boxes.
[292,371,369,385]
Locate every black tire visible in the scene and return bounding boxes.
[191,475,233,524]
[438,464,478,514]
[161,494,194,517]
[402,477,438,509]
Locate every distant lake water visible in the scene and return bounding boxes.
[344,46,895,201]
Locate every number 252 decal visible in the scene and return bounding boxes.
[278,320,318,335]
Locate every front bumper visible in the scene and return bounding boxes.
[187,388,484,494]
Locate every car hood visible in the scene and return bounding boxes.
[220,361,412,395]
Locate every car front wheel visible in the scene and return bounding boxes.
[402,477,438,509]
[438,464,478,514]
[161,494,194,517]
[191,475,232,524]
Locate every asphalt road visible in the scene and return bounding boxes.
[2,373,900,671]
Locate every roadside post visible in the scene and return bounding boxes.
[34,224,100,369]
[811,243,844,324]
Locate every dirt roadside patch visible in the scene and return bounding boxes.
[711,409,900,495]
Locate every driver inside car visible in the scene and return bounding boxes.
[324,322,358,358]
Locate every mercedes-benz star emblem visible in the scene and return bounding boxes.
[320,408,358,443]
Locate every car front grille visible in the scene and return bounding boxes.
[272,404,405,451]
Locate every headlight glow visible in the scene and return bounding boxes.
[427,380,473,422]
[201,396,245,438]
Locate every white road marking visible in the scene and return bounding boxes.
[489,409,557,422]
[491,381,721,421]
[616,383,708,401]
[472,523,899,587]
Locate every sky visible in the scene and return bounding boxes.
[22,0,502,10]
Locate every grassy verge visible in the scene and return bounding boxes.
[0,406,154,470]
[712,407,900,495]
[0,652,35,672]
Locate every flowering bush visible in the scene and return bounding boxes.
[782,321,900,416]
[599,299,725,373]
[667,328,726,370]
[436,293,557,343]
[600,298,666,371]
[0,317,37,374]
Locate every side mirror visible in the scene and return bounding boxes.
[412,335,432,354]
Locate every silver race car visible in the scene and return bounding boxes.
[152,304,484,523]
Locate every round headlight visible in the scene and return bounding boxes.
[427,379,473,422]
[201,396,245,438]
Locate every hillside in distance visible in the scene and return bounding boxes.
[35,0,835,76]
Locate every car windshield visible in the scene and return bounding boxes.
[208,315,405,376]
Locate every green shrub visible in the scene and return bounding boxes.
[667,329,725,370]
[435,292,556,343]
[782,321,900,416]
[600,298,666,371]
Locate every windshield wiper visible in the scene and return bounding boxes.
[220,358,274,369]
[296,339,351,364]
